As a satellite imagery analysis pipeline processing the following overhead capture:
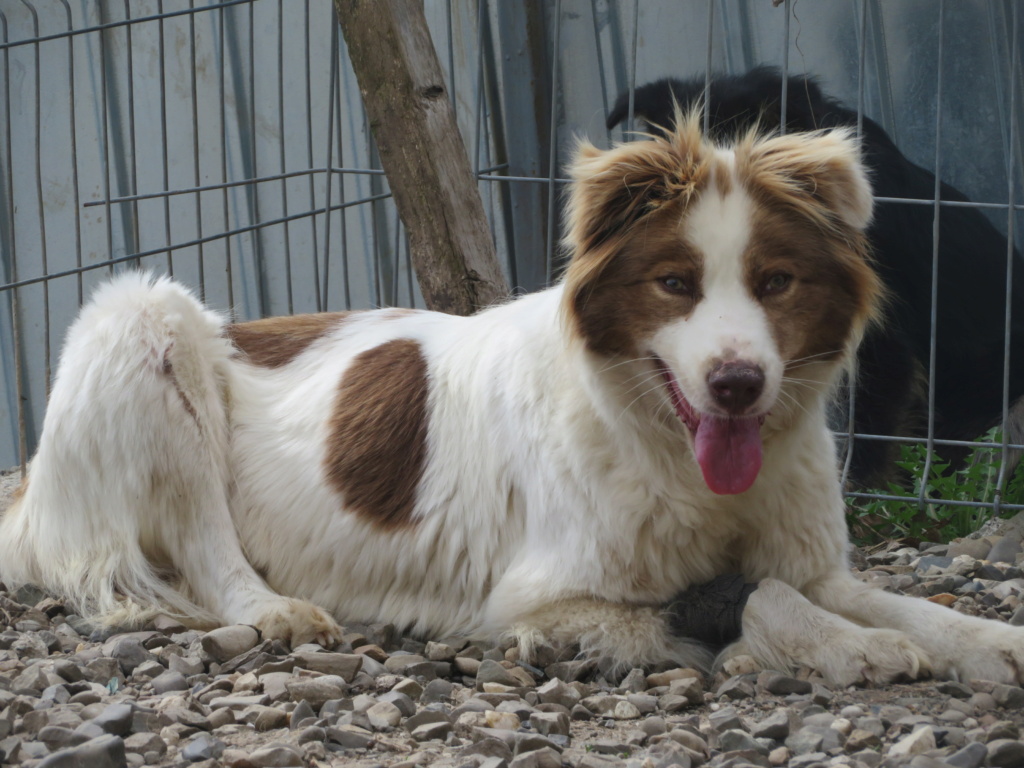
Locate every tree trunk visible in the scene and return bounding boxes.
[335,0,510,315]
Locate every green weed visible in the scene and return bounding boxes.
[845,428,1024,545]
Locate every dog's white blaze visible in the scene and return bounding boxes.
[653,156,782,416]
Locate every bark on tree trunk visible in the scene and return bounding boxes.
[335,0,510,315]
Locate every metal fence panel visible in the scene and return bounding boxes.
[1,0,1022,524]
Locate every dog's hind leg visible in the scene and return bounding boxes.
[506,599,714,674]
[0,273,341,647]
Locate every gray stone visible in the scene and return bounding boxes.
[888,726,936,757]
[612,700,641,719]
[38,725,91,751]
[936,680,974,698]
[788,753,828,768]
[944,741,987,768]
[103,637,156,675]
[209,693,271,710]
[477,659,522,688]
[425,641,456,662]
[200,625,260,663]
[718,728,769,754]
[297,726,326,744]
[123,732,166,756]
[751,710,790,740]
[854,716,885,738]
[405,708,452,732]
[325,724,374,749]
[168,654,205,677]
[289,700,316,729]
[378,690,417,717]
[247,744,305,766]
[948,539,993,560]
[708,707,743,732]
[784,727,824,755]
[619,668,647,693]
[586,738,633,755]
[716,675,755,700]
[285,675,348,709]
[668,728,707,754]
[907,757,953,768]
[989,535,1023,564]
[91,703,134,736]
[757,671,812,696]
[458,737,514,763]
[577,755,625,768]
[412,720,454,741]
[510,745,562,768]
[536,678,580,709]
[150,670,189,694]
[667,676,704,705]
[646,740,694,768]
[180,733,225,762]
[639,716,667,737]
[530,711,570,737]
[367,700,403,730]
[916,555,954,572]
[544,659,597,682]
[987,739,1024,768]
[254,707,289,732]
[992,683,1024,708]
[656,694,693,713]
[844,728,882,751]
[421,678,454,703]
[37,734,127,768]
[290,651,362,682]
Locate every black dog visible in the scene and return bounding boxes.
[608,67,1024,487]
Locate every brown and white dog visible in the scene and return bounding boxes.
[3,114,1024,686]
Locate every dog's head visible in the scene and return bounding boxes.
[561,112,881,495]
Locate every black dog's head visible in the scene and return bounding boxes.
[607,66,857,142]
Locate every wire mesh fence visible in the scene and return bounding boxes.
[1,0,1022,531]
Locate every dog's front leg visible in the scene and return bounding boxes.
[807,573,1024,685]
[729,577,931,687]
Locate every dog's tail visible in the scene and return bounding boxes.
[0,272,230,629]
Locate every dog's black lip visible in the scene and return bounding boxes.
[652,355,700,432]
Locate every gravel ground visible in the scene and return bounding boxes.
[4,469,1024,768]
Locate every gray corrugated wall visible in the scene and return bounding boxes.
[1,0,1022,468]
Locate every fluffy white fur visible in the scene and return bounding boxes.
[4,123,1024,687]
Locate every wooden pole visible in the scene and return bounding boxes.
[334,0,510,315]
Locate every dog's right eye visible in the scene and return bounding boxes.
[659,276,690,295]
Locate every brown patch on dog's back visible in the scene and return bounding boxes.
[227,313,351,368]
[324,339,429,530]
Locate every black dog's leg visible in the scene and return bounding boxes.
[664,574,760,648]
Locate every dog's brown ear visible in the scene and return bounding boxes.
[562,113,709,258]
[738,128,873,233]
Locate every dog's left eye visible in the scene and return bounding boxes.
[761,273,792,296]
[659,276,690,295]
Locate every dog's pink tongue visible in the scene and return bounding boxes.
[694,416,763,495]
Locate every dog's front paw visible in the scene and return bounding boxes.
[940,623,1024,685]
[253,598,343,648]
[812,628,932,688]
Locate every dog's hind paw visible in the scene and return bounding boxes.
[253,598,344,649]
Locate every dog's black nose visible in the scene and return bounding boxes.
[707,362,765,414]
